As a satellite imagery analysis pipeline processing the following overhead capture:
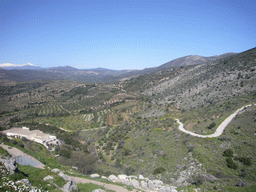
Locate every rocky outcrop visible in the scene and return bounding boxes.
[148,180,155,191]
[16,179,32,187]
[96,173,177,191]
[153,180,164,188]
[52,168,61,173]
[204,173,218,182]
[108,174,118,182]
[139,175,145,180]
[58,171,72,181]
[141,181,148,190]
[0,157,18,175]
[58,171,78,192]
[159,186,171,192]
[90,173,100,178]
[159,186,178,192]
[44,175,54,181]
[62,180,78,192]
[118,174,127,180]
[130,179,140,188]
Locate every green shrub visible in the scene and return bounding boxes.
[208,122,216,129]
[226,157,238,170]
[0,146,11,157]
[153,167,166,175]
[59,148,71,158]
[223,149,234,157]
[187,174,205,186]
[235,157,252,166]
[239,169,247,178]
[53,176,66,188]
[115,158,122,168]
[8,172,26,181]
[123,148,131,156]
[124,166,135,176]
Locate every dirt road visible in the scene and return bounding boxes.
[70,176,131,192]
[176,104,253,138]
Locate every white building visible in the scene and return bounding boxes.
[2,127,59,149]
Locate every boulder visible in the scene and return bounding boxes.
[128,175,137,179]
[138,175,145,180]
[130,179,140,189]
[118,174,128,180]
[101,176,107,179]
[62,180,78,192]
[90,173,100,178]
[3,158,17,175]
[169,186,178,192]
[108,175,118,182]
[148,180,155,191]
[92,189,106,192]
[117,174,130,185]
[52,168,61,173]
[141,181,148,190]
[44,175,54,181]
[160,186,178,192]
[153,179,163,188]
[159,186,171,192]
[58,172,72,181]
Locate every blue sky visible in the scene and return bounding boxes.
[0,0,255,70]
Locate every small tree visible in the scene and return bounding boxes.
[226,157,238,169]
[153,167,166,175]
[59,148,71,158]
[236,157,252,166]
[124,166,135,176]
[223,149,234,157]
[208,122,216,129]
[123,148,131,156]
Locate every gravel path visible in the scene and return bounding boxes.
[70,176,131,192]
[82,126,107,131]
[176,104,253,138]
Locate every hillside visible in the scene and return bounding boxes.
[158,52,236,69]
[0,47,255,191]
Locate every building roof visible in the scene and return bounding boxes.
[2,127,55,141]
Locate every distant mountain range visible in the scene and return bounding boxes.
[0,52,237,83]
[0,63,43,70]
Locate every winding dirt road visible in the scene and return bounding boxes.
[176,104,253,138]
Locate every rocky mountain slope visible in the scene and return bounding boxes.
[158,52,236,69]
